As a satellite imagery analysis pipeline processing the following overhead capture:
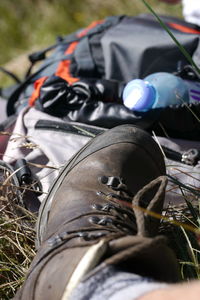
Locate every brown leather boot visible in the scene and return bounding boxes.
[14,124,180,300]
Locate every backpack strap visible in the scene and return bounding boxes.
[6,16,123,116]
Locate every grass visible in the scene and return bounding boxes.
[0,158,200,299]
[0,0,200,299]
[0,0,182,86]
[0,166,37,299]
[0,0,182,65]
[160,189,200,280]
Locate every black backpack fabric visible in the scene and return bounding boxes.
[5,13,200,140]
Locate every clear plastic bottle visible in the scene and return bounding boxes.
[122,72,190,112]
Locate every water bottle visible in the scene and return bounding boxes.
[122,72,191,112]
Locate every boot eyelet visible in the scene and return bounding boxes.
[47,235,62,247]
[89,216,100,224]
[98,217,113,225]
[99,176,109,184]
[59,231,69,240]
[96,191,106,197]
[78,232,88,238]
[91,203,103,210]
[102,203,115,212]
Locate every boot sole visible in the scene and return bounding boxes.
[36,124,165,247]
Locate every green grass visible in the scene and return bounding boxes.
[0,0,182,64]
[0,0,182,86]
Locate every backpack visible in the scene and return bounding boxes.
[2,105,200,213]
[4,13,200,140]
[1,13,200,213]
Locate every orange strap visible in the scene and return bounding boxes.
[29,76,48,106]
[77,20,104,38]
[55,20,104,84]
[29,19,104,106]
[55,41,79,84]
[169,22,200,34]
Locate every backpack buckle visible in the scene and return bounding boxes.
[181,148,200,166]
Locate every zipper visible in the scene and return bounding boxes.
[35,119,105,138]
[162,145,200,166]
[36,120,199,166]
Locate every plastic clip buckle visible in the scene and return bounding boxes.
[181,148,199,166]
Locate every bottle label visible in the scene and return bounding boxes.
[184,80,200,103]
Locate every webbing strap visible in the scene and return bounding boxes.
[7,16,122,115]
[168,22,200,35]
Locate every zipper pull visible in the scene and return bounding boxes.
[14,159,42,213]
[181,149,200,166]
[15,158,32,185]
[162,146,200,166]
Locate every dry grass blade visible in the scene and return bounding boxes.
[0,165,36,299]
[180,226,200,278]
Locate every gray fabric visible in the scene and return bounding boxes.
[3,106,200,206]
[157,136,200,207]
[70,265,168,300]
[3,107,101,202]
[102,15,200,81]
[0,97,7,122]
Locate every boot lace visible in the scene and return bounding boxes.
[47,175,168,249]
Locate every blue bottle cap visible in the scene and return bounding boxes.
[123,79,156,112]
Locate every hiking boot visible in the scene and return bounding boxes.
[14,124,180,300]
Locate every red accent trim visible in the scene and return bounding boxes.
[55,20,104,84]
[55,41,79,84]
[29,76,48,106]
[77,20,104,38]
[29,19,105,105]
[168,22,200,34]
